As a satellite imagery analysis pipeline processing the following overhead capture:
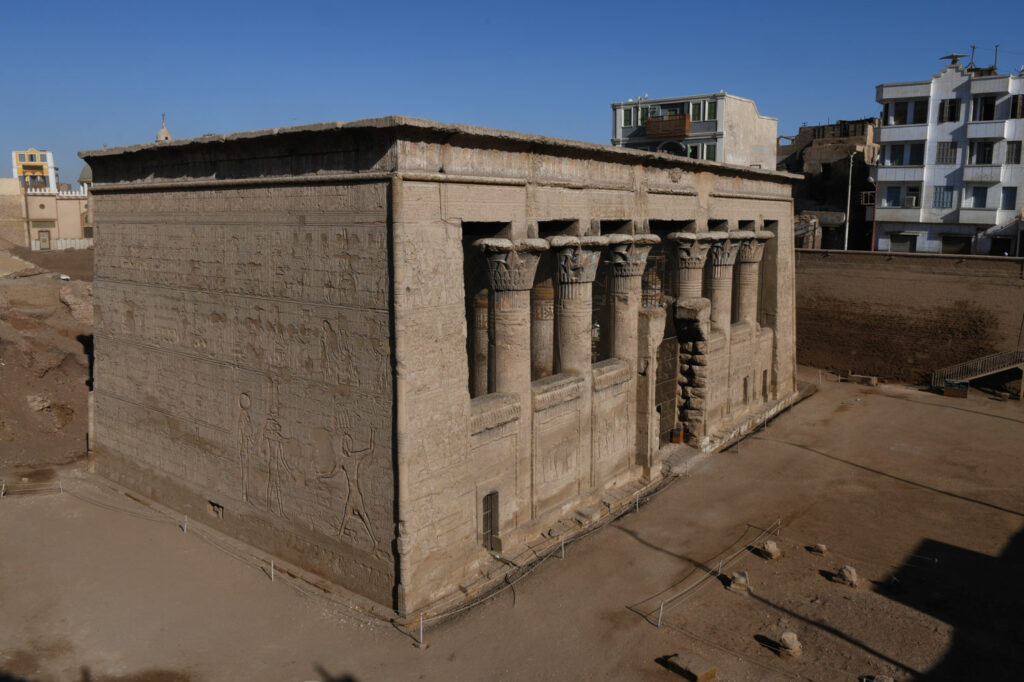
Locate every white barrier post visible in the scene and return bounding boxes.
[183,515,188,533]
[271,560,275,581]
[560,537,565,559]
[657,601,665,628]
[635,491,640,512]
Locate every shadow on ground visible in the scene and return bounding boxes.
[880,525,1024,680]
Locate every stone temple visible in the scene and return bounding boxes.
[80,117,799,615]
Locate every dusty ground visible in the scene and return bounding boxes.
[0,246,92,476]
[1,369,1021,681]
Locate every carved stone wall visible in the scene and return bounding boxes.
[84,117,799,618]
[91,182,395,604]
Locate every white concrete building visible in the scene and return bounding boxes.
[610,93,777,169]
[874,57,1024,255]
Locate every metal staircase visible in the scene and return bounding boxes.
[931,349,1024,392]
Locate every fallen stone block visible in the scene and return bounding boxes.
[661,652,716,681]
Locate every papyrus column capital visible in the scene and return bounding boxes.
[737,230,774,264]
[474,238,549,292]
[608,234,660,292]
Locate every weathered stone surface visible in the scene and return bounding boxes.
[779,631,802,658]
[82,115,798,617]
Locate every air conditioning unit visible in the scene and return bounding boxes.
[905,195,919,208]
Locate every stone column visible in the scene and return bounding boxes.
[706,232,743,336]
[471,289,489,397]
[530,278,555,380]
[549,235,607,375]
[475,237,548,522]
[608,233,660,366]
[734,230,775,326]
[475,238,549,397]
[668,232,713,302]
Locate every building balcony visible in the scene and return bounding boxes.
[876,165,924,182]
[963,165,1003,183]
[969,76,1010,94]
[645,114,691,139]
[958,207,998,224]
[877,124,929,142]
[875,206,922,222]
[967,120,1006,138]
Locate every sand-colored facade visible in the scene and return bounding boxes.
[81,117,798,615]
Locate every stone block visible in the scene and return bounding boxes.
[661,652,717,681]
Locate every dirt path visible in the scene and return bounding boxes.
[1,368,1021,681]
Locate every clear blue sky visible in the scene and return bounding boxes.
[4,0,1023,186]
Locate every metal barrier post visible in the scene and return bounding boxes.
[183,515,188,533]
[271,560,275,581]
[560,538,565,559]
[657,601,665,628]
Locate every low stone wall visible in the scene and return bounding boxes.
[796,250,1024,382]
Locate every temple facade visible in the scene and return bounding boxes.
[81,117,798,616]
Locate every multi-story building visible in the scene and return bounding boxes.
[12,148,58,191]
[7,148,93,250]
[873,56,1024,255]
[610,93,777,169]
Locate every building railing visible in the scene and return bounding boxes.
[930,349,1024,388]
[25,187,88,197]
[645,114,691,139]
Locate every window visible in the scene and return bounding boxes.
[1007,141,1021,164]
[889,234,916,252]
[28,153,36,162]
[972,95,996,121]
[887,144,905,166]
[17,153,25,162]
[905,186,921,208]
[1011,95,1024,119]
[666,108,678,116]
[622,108,633,127]
[933,186,955,209]
[893,101,908,125]
[691,101,703,122]
[885,186,902,207]
[639,107,649,125]
[706,100,717,120]
[687,145,700,159]
[938,98,960,123]
[935,142,958,165]
[941,236,972,254]
[967,186,987,208]
[1001,186,1018,210]
[990,237,1013,256]
[705,143,716,161]
[881,103,889,124]
[970,140,995,165]
[908,143,925,165]
[38,153,46,162]
[911,100,928,124]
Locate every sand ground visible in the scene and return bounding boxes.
[1,367,1021,681]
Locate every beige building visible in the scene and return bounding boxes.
[24,188,91,250]
[81,117,798,616]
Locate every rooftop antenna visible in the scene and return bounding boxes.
[994,44,999,69]
[969,45,976,68]
[941,52,968,66]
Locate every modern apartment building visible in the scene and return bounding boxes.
[873,57,1024,255]
[12,148,58,191]
[610,93,777,169]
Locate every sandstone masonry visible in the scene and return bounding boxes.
[81,116,799,615]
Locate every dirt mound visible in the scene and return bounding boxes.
[0,260,92,473]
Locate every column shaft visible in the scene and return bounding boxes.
[472,289,489,397]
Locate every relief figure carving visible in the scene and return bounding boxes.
[315,427,379,550]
